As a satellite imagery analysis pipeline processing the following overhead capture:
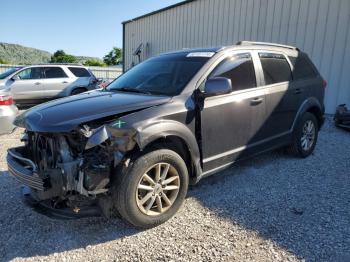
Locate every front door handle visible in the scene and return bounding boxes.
[294,88,302,94]
[250,97,263,106]
[34,82,41,85]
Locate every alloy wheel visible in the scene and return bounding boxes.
[136,163,180,216]
[300,120,315,151]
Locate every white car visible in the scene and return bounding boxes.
[0,64,98,107]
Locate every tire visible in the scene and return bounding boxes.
[287,112,319,158]
[114,149,189,228]
[71,88,87,96]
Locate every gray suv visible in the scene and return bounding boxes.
[7,41,325,228]
[0,64,98,107]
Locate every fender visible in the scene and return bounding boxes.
[291,97,324,131]
[135,119,201,163]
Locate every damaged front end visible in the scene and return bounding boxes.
[7,120,137,218]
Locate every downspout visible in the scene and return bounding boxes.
[122,22,126,73]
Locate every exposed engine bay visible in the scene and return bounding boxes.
[8,123,138,218]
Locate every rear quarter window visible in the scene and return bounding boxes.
[288,56,319,80]
[68,67,91,77]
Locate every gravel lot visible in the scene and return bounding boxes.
[0,118,349,262]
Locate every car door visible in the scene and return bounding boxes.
[200,52,266,172]
[41,67,71,98]
[256,52,297,139]
[9,67,44,104]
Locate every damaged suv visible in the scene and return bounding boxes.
[7,41,325,228]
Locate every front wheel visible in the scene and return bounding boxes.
[287,112,319,158]
[114,149,189,228]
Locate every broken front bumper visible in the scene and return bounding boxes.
[21,186,102,219]
[7,147,46,191]
[7,147,103,219]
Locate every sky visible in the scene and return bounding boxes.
[0,0,183,58]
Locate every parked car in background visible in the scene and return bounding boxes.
[0,64,98,107]
[0,90,18,135]
[98,78,112,89]
[7,42,325,228]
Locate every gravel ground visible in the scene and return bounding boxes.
[0,118,349,262]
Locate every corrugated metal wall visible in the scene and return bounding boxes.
[124,0,350,113]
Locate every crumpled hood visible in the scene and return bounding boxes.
[15,90,171,132]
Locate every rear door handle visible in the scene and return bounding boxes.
[34,82,41,85]
[294,88,302,94]
[62,81,69,84]
[250,97,263,106]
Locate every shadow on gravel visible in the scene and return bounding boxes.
[1,126,349,261]
[0,171,143,261]
[189,145,350,262]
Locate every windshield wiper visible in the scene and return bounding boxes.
[115,87,152,95]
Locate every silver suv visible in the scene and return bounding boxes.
[0,64,98,107]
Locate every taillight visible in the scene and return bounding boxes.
[0,95,13,106]
[322,79,327,88]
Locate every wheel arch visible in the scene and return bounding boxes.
[132,121,202,184]
[292,97,325,131]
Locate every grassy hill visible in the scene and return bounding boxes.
[0,42,102,65]
[0,43,51,64]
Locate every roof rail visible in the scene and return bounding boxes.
[34,63,84,66]
[236,41,299,51]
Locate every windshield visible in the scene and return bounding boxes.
[107,53,210,96]
[0,68,21,79]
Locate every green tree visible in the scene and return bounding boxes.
[0,58,9,64]
[83,59,106,67]
[103,47,122,66]
[50,50,77,63]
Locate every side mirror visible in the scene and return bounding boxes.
[204,77,232,97]
[11,75,19,81]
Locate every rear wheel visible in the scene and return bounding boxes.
[287,112,319,158]
[114,149,189,228]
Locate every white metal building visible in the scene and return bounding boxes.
[122,0,350,113]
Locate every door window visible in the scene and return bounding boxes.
[16,68,42,80]
[259,53,292,85]
[42,67,67,78]
[209,53,257,91]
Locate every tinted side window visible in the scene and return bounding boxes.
[210,53,256,91]
[43,67,67,78]
[259,53,292,85]
[288,56,318,80]
[68,67,91,77]
[16,68,43,80]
